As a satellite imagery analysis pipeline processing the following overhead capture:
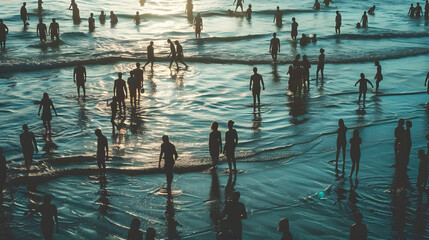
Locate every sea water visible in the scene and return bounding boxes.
[0,0,428,239]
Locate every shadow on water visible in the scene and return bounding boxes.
[286,93,308,125]
[271,63,280,83]
[170,68,186,90]
[251,107,262,133]
[77,100,89,131]
[165,188,180,239]
[390,165,411,239]
[129,107,145,136]
[208,168,222,231]
[96,172,109,217]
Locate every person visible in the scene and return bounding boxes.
[175,40,188,68]
[0,148,7,203]
[301,55,311,89]
[224,120,238,172]
[360,11,368,28]
[278,218,293,240]
[425,72,429,94]
[158,135,178,190]
[402,121,412,167]
[311,34,317,43]
[233,0,244,13]
[349,129,362,179]
[269,33,280,62]
[426,133,429,152]
[37,18,47,42]
[299,34,308,46]
[368,5,376,15]
[313,0,321,10]
[88,13,95,31]
[425,0,429,19]
[316,48,325,80]
[99,11,107,24]
[167,39,178,68]
[408,4,416,17]
[68,0,76,10]
[134,11,141,25]
[107,96,118,128]
[335,119,347,174]
[394,119,405,157]
[274,6,283,26]
[354,73,373,107]
[95,129,108,170]
[127,71,138,107]
[38,0,43,10]
[323,0,334,7]
[127,218,143,240]
[209,122,222,167]
[217,218,234,240]
[49,18,60,41]
[73,62,87,98]
[0,19,9,49]
[416,3,423,17]
[287,65,296,94]
[36,195,58,240]
[72,5,80,24]
[291,18,298,40]
[20,2,29,26]
[145,227,156,240]
[350,212,367,240]
[335,10,341,34]
[143,41,155,69]
[110,11,118,24]
[194,13,203,38]
[185,0,193,19]
[114,72,128,114]
[221,191,247,240]
[374,60,383,93]
[246,4,252,19]
[292,55,302,92]
[38,93,58,132]
[133,63,144,102]
[20,124,38,171]
[249,67,265,107]
[417,149,428,192]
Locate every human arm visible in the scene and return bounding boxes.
[278,39,280,52]
[51,101,58,117]
[368,80,374,88]
[241,203,248,219]
[32,133,39,153]
[249,76,252,90]
[73,68,76,82]
[158,145,163,168]
[425,72,428,86]
[354,80,359,86]
[84,68,87,82]
[261,76,265,90]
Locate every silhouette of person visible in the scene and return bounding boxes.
[426,133,429,151]
[360,11,368,28]
[349,129,362,179]
[38,93,58,132]
[335,11,342,34]
[416,3,423,17]
[133,63,144,102]
[311,34,317,43]
[38,0,43,10]
[127,218,143,240]
[316,48,325,80]
[36,195,58,240]
[209,122,222,167]
[402,121,412,167]
[68,0,76,10]
[278,218,293,240]
[49,18,60,41]
[274,6,283,26]
[0,148,7,203]
[73,5,80,24]
[368,5,376,15]
[20,124,38,171]
[146,227,156,240]
[374,60,383,93]
[74,62,87,98]
[20,2,29,26]
[0,19,9,49]
[313,0,321,10]
[350,212,367,240]
[299,34,308,46]
[425,0,429,18]
[167,39,178,68]
[425,72,429,94]
[127,70,138,107]
[417,149,428,192]
[335,119,347,174]
[287,65,297,94]
[95,129,108,170]
[233,0,244,13]
[394,119,405,157]
[246,4,252,19]
[37,19,47,42]
[99,11,106,24]
[158,135,178,190]
[110,11,118,25]
[143,41,155,69]
[291,18,298,40]
[107,96,118,130]
[134,11,141,25]
[185,0,193,19]
[269,33,280,61]
[354,73,373,107]
[250,67,265,107]
[409,4,416,17]
[324,0,334,7]
[221,191,247,240]
[194,13,203,38]
[224,120,238,172]
[174,40,188,68]
[89,13,95,31]
[113,72,127,114]
[301,55,311,89]
[217,218,234,240]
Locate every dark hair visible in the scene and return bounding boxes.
[211,121,218,131]
[130,218,141,231]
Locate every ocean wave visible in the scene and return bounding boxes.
[321,32,429,40]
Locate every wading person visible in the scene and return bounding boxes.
[95,129,108,171]
[20,124,39,171]
[224,120,238,173]
[209,121,222,167]
[38,93,58,133]
[159,135,178,190]
[73,62,87,98]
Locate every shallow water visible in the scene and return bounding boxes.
[1,0,429,239]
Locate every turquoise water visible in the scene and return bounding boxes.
[0,0,429,239]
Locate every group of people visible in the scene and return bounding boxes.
[408,1,429,18]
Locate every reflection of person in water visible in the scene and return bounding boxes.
[416,150,428,192]
[159,135,178,190]
[185,0,193,19]
[209,122,222,167]
[335,119,347,174]
[127,218,143,240]
[107,97,118,131]
[278,218,293,240]
[35,195,58,240]
[269,33,280,62]
[394,119,405,158]
[221,191,247,240]
[349,129,362,179]
[194,13,203,38]
[165,189,180,239]
[354,73,373,107]
[401,121,412,167]
[350,212,367,240]
[224,120,238,173]
[113,72,127,114]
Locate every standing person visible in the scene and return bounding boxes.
[313,0,321,10]
[134,11,141,25]
[73,62,87,98]
[374,60,383,93]
[354,73,373,107]
[316,48,325,80]
[38,93,58,133]
[233,0,244,13]
[158,135,178,190]
[425,0,429,18]
[20,124,38,171]
[49,18,60,41]
[335,10,341,34]
[127,218,143,240]
[194,13,203,38]
[88,13,95,31]
[417,149,428,192]
[221,191,247,240]
[127,71,138,107]
[175,40,188,68]
[185,0,193,19]
[95,129,108,170]
[349,129,362,179]
[278,218,293,240]
[416,3,423,17]
[249,67,265,107]
[224,120,238,173]
[324,0,334,7]
[113,72,127,115]
[394,119,405,157]
[145,227,156,240]
[99,11,106,24]
[133,63,144,103]
[0,19,9,49]
[402,121,412,167]
[209,121,222,167]
[143,41,155,69]
[20,2,29,26]
[360,11,368,28]
[368,5,376,15]
[0,148,8,203]
[287,65,297,94]
[274,6,283,26]
[167,39,178,68]
[72,5,80,24]
[110,11,118,25]
[269,33,281,62]
[335,119,347,174]
[291,18,298,40]
[68,0,76,10]
[408,4,416,17]
[107,97,118,130]
[301,55,311,89]
[37,18,47,42]
[246,4,252,19]
[350,212,367,240]
[36,195,58,240]
[424,72,429,94]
